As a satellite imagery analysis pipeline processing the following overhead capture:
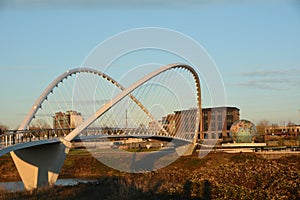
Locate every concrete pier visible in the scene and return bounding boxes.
[10,140,71,190]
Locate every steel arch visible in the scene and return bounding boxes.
[65,63,202,142]
[18,67,163,134]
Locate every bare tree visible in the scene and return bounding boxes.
[287,121,296,127]
[0,124,8,135]
[256,120,269,135]
[29,119,51,130]
[29,119,51,138]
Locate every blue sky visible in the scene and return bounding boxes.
[0,0,300,128]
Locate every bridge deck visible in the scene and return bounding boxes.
[0,138,61,157]
[0,132,193,156]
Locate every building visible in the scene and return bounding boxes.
[162,114,176,135]
[148,119,163,134]
[202,107,240,139]
[265,125,300,136]
[53,110,83,136]
[160,106,240,140]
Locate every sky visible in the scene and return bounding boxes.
[0,0,300,128]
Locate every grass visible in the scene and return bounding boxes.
[230,153,259,163]
[68,148,91,155]
[0,149,299,199]
[124,147,161,152]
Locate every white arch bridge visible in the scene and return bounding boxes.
[0,63,202,190]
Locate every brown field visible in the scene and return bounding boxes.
[0,149,299,200]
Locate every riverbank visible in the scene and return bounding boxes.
[1,149,299,199]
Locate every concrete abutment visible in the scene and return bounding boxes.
[10,140,71,190]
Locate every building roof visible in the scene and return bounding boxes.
[202,106,240,110]
[174,106,240,114]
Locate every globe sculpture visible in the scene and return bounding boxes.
[230,119,257,143]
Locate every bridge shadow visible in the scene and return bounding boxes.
[17,176,211,200]
[129,147,176,172]
[128,139,193,172]
[85,138,193,173]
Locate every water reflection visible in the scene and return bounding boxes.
[0,179,96,191]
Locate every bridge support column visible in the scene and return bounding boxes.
[10,139,71,190]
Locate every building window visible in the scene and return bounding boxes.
[204,133,208,139]
[212,133,216,139]
[204,124,208,131]
[218,133,222,139]
[217,115,222,121]
[218,123,222,130]
[211,124,216,131]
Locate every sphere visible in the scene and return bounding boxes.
[230,119,257,143]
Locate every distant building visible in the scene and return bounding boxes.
[162,114,176,135]
[160,106,240,140]
[148,120,163,134]
[53,110,83,135]
[265,125,300,136]
[149,109,198,138]
[202,107,240,139]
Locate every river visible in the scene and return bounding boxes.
[0,179,96,191]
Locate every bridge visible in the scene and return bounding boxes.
[0,63,202,190]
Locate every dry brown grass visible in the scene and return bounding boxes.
[0,150,299,199]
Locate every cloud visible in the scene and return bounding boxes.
[239,79,288,91]
[239,70,286,77]
[235,68,300,91]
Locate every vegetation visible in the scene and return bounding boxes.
[0,124,8,135]
[0,150,299,199]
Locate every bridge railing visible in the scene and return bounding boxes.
[77,127,167,137]
[0,128,75,149]
[77,128,195,142]
[0,127,195,149]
